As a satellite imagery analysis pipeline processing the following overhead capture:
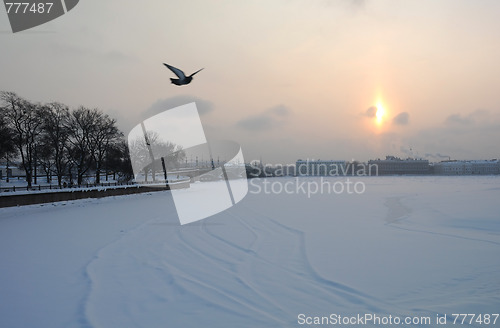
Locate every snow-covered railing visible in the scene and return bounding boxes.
[0,181,136,193]
[0,179,191,208]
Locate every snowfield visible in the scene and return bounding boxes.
[0,176,499,327]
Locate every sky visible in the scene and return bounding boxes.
[1,0,500,164]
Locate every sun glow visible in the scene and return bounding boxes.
[375,102,385,124]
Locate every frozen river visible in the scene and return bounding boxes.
[1,176,499,327]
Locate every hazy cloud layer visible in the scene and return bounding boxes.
[409,110,500,160]
[237,105,291,131]
[2,0,500,163]
[371,109,500,161]
[393,112,409,125]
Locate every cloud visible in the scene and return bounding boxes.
[445,109,489,126]
[49,42,138,63]
[141,95,214,120]
[269,104,290,117]
[445,114,473,125]
[237,116,276,131]
[321,0,367,8]
[393,112,409,125]
[363,106,377,118]
[348,0,366,6]
[237,104,291,131]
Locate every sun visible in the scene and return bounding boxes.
[375,102,385,124]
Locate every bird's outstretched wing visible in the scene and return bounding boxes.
[163,63,186,79]
[189,68,204,77]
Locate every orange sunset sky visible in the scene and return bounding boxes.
[1,0,499,163]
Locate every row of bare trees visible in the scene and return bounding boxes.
[0,91,132,188]
[128,131,187,182]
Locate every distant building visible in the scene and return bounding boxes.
[296,159,346,176]
[368,156,430,175]
[433,160,500,175]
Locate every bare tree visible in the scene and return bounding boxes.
[1,91,44,188]
[128,131,185,182]
[41,102,70,187]
[89,114,122,184]
[128,131,159,182]
[66,106,100,186]
[0,108,17,182]
[37,141,55,183]
[0,111,15,157]
[2,91,133,188]
[105,139,133,182]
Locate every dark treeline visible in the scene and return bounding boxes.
[0,91,133,188]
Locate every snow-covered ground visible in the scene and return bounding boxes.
[0,176,499,327]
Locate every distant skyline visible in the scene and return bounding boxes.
[1,0,499,163]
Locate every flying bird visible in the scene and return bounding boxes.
[163,63,204,86]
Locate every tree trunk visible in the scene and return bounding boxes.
[5,158,9,183]
[77,169,83,186]
[96,167,101,184]
[26,172,32,188]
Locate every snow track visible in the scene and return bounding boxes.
[84,205,383,328]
